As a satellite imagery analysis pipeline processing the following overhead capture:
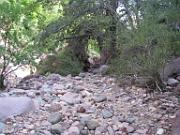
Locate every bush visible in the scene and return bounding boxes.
[108,22,174,89]
[37,49,83,76]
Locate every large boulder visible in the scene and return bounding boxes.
[0,97,35,121]
[160,57,180,82]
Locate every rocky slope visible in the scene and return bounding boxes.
[0,73,179,135]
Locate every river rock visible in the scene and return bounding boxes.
[93,95,107,102]
[48,112,63,124]
[86,120,99,130]
[80,129,88,135]
[66,126,80,135]
[50,124,65,134]
[102,109,114,119]
[61,92,82,105]
[0,97,35,121]
[167,78,179,86]
[156,128,164,135]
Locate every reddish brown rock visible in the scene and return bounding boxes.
[77,107,86,113]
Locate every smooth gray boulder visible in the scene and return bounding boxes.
[0,97,35,121]
[167,78,179,86]
[160,57,180,82]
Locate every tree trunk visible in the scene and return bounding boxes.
[0,74,5,90]
[122,0,134,29]
[68,35,90,71]
[106,0,118,57]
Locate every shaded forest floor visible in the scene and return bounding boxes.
[0,73,179,135]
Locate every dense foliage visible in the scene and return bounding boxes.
[0,0,179,89]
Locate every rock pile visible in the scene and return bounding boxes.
[0,73,179,135]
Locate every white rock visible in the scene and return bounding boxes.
[156,128,164,135]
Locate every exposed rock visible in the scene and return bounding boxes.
[107,126,115,135]
[77,107,86,113]
[61,92,82,105]
[48,103,62,113]
[66,126,80,135]
[102,109,114,119]
[93,95,107,102]
[135,129,148,134]
[160,57,180,81]
[156,128,164,135]
[0,97,35,121]
[48,112,63,124]
[80,129,88,135]
[50,124,65,134]
[126,125,135,133]
[126,117,135,124]
[86,120,99,130]
[167,78,179,86]
[95,124,108,133]
[79,73,86,78]
[79,115,90,125]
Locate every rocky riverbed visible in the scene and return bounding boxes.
[0,73,179,135]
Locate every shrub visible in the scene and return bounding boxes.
[37,49,83,76]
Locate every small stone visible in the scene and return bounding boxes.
[79,115,90,125]
[86,120,99,130]
[79,73,86,78]
[48,103,62,112]
[107,126,115,135]
[135,129,148,134]
[131,133,140,135]
[93,95,107,102]
[74,76,82,80]
[80,129,88,135]
[156,128,164,135]
[126,126,135,133]
[112,125,119,131]
[50,124,65,134]
[102,109,113,119]
[77,107,86,113]
[68,126,80,135]
[126,117,135,124]
[48,112,63,124]
[95,124,108,133]
[61,92,82,105]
